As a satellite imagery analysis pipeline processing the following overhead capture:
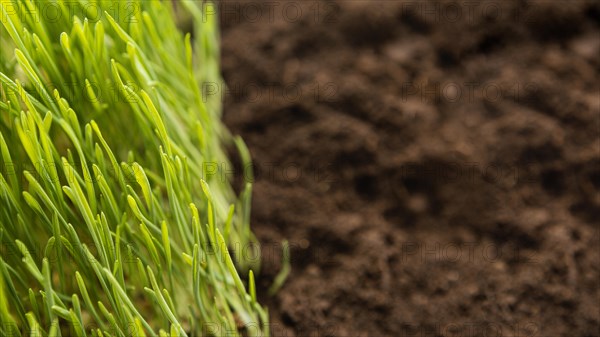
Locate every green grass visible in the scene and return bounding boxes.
[0,0,268,335]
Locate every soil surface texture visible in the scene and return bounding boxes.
[219,1,600,336]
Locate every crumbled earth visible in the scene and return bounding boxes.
[220,1,600,336]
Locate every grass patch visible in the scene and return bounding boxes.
[0,0,268,335]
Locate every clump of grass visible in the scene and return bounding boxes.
[0,0,268,335]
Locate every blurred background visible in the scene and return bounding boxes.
[215,1,599,336]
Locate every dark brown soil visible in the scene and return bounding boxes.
[219,1,600,336]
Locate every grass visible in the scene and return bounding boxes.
[0,0,269,335]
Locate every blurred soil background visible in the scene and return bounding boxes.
[217,1,599,336]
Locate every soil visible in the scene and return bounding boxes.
[219,1,600,336]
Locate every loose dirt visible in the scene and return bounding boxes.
[220,1,599,336]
